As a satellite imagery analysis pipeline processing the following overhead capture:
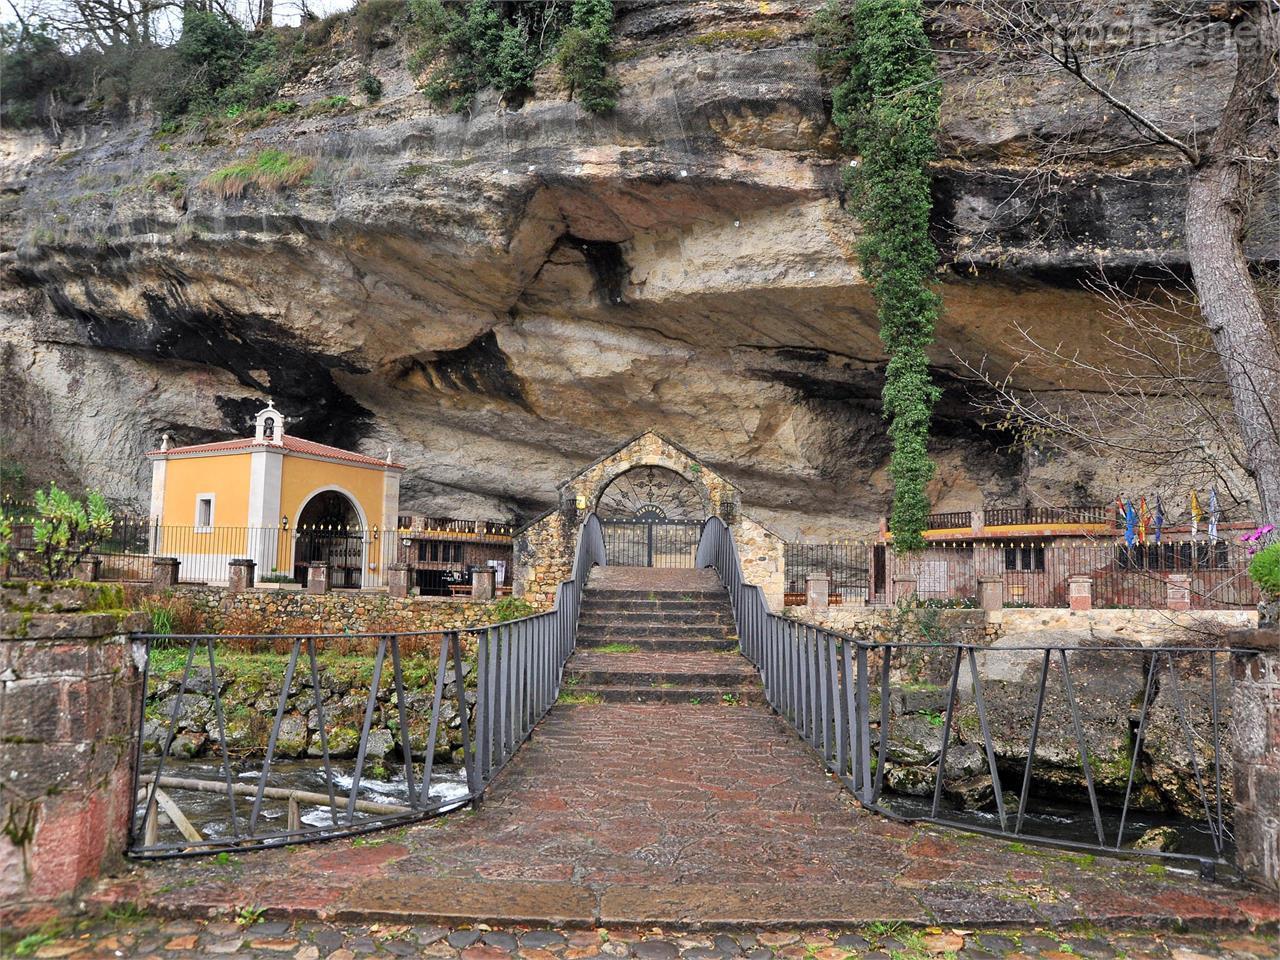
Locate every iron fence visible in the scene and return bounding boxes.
[983,506,1110,526]
[925,511,973,529]
[783,543,870,603]
[698,518,1236,876]
[128,514,606,857]
[600,518,702,568]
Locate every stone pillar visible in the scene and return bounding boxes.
[1230,628,1280,891]
[150,557,179,588]
[1067,574,1093,611]
[0,610,148,926]
[388,563,411,599]
[227,558,255,592]
[471,566,496,601]
[75,555,101,582]
[1166,574,1192,612]
[977,575,1004,612]
[891,576,917,605]
[805,575,830,613]
[306,561,330,595]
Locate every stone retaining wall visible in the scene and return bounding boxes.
[0,610,147,926]
[179,586,531,634]
[1231,629,1279,890]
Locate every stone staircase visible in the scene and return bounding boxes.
[564,566,763,705]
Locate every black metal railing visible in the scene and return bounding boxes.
[698,518,1236,876]
[924,511,973,529]
[128,514,606,857]
[783,543,870,602]
[983,506,1110,526]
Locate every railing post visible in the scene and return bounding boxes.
[227,558,255,592]
[977,575,1004,611]
[1166,574,1192,611]
[805,575,830,613]
[306,561,330,595]
[151,556,180,588]
[1067,574,1093,611]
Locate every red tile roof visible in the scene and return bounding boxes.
[146,435,405,470]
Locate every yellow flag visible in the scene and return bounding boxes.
[1190,490,1204,521]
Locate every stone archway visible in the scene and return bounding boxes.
[294,489,365,588]
[596,465,706,521]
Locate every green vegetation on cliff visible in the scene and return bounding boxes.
[816,0,941,551]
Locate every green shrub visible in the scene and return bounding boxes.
[1249,543,1280,600]
[158,11,283,119]
[556,0,617,113]
[489,596,535,622]
[359,71,383,101]
[26,484,113,580]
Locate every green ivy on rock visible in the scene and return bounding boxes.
[816,0,941,551]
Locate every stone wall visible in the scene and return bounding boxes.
[179,586,534,633]
[0,609,147,926]
[1231,629,1279,890]
[785,604,1258,646]
[736,516,785,612]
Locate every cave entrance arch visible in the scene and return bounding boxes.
[596,466,705,568]
[294,489,365,589]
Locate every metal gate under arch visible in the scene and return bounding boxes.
[596,465,705,568]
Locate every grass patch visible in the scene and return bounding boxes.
[559,691,603,706]
[593,642,639,653]
[200,149,315,199]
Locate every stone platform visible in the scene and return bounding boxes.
[98,702,1276,931]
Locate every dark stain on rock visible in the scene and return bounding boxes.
[45,286,374,448]
[393,330,531,412]
[571,237,630,306]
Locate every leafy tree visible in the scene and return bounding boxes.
[816,0,941,550]
[30,484,113,580]
[0,24,73,126]
[157,10,282,119]
[557,0,616,112]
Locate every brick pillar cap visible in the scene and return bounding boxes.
[977,575,1003,583]
[1067,574,1092,582]
[228,558,255,566]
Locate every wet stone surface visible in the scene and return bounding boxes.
[4,918,1277,960]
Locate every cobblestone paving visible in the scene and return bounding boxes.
[97,704,1277,930]
[5,916,1277,960]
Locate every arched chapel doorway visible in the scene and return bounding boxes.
[294,490,365,588]
[596,466,705,567]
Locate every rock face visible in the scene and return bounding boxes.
[0,1,1264,533]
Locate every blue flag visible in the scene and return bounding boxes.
[1154,496,1164,544]
[1124,500,1137,547]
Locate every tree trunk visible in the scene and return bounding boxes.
[259,0,272,29]
[1185,3,1280,528]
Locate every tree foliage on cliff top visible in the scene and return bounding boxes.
[815,0,942,551]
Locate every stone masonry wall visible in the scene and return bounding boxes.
[0,610,147,926]
[1231,630,1280,890]
[786,604,1257,646]
[179,586,536,633]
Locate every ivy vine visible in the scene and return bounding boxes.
[816,0,942,551]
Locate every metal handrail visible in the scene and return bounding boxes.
[128,514,607,858]
[697,517,1236,877]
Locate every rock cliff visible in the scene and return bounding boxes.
[0,0,1262,535]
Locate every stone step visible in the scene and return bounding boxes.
[577,624,734,640]
[577,636,739,652]
[577,616,730,631]
[566,652,756,688]
[565,684,764,706]
[586,566,725,594]
[579,598,733,614]
[583,588,728,602]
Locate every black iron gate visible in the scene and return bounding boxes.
[601,518,703,568]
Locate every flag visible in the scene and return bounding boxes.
[1190,490,1203,540]
[1154,496,1165,544]
[1208,488,1219,542]
[1138,496,1150,544]
[1124,500,1137,547]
